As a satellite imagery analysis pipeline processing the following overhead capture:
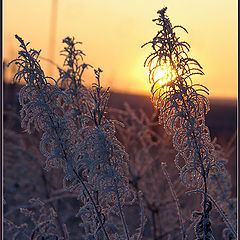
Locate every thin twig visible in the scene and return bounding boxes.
[161,162,186,240]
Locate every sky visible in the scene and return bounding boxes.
[3,0,238,99]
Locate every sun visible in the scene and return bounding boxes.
[150,60,177,91]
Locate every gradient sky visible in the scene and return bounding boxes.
[3,0,237,99]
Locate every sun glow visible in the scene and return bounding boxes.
[151,61,177,90]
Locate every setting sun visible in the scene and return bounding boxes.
[150,60,177,92]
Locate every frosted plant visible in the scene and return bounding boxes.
[208,139,237,239]
[4,198,69,239]
[7,35,80,238]
[8,35,75,175]
[3,126,78,238]
[58,36,92,131]
[58,36,86,89]
[8,35,144,240]
[3,105,82,238]
[143,7,236,239]
[72,68,145,240]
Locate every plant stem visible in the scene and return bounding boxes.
[50,115,110,240]
[170,49,210,240]
[161,162,186,240]
[73,169,110,240]
[187,190,237,239]
[114,179,130,240]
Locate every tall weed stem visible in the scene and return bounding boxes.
[161,162,185,240]
[143,8,221,239]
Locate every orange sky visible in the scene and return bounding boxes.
[3,0,237,99]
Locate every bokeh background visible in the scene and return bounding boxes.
[3,0,237,99]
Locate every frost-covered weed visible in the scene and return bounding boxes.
[143,7,218,190]
[208,139,237,239]
[57,37,91,131]
[143,7,236,239]
[8,35,144,240]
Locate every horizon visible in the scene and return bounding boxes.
[3,79,237,103]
